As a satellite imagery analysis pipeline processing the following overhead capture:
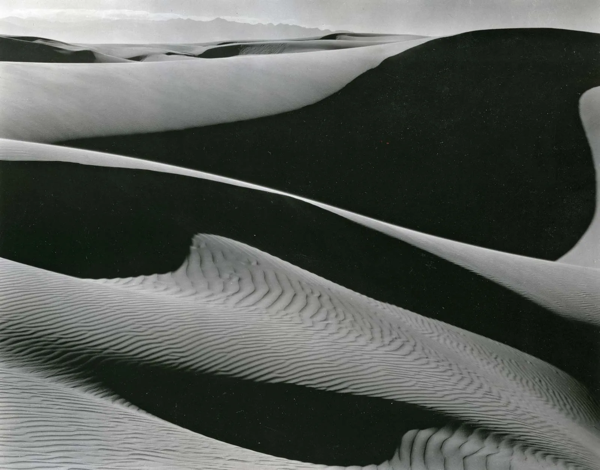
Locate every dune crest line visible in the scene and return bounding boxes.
[559,87,600,269]
[1,137,598,327]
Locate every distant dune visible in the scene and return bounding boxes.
[0,33,418,63]
[0,36,431,142]
[198,36,421,58]
[0,35,130,62]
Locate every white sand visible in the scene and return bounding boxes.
[0,37,431,143]
[2,137,598,328]
[559,87,600,269]
[75,42,213,59]
[0,357,574,470]
[0,238,597,469]
[0,359,321,470]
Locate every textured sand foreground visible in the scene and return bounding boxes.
[0,361,581,470]
[0,235,598,469]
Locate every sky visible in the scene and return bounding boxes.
[1,0,599,37]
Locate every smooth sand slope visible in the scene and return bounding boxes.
[0,36,431,142]
[3,137,598,329]
[0,237,598,468]
[560,87,600,268]
[65,29,600,261]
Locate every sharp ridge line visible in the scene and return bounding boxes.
[1,137,599,327]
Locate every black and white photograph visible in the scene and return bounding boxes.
[0,0,599,468]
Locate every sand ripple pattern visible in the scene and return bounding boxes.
[1,235,599,468]
[0,356,585,470]
[0,360,321,470]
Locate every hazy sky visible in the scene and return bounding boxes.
[1,0,599,36]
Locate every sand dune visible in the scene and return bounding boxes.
[76,42,213,60]
[0,360,322,470]
[198,38,419,58]
[0,37,431,142]
[4,157,597,394]
[0,360,579,470]
[320,33,427,41]
[0,35,130,63]
[64,29,600,261]
[0,237,598,468]
[332,209,600,328]
[1,26,598,470]
[3,137,597,328]
[0,34,407,62]
[559,87,600,269]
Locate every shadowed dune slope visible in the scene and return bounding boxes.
[0,151,598,391]
[66,28,600,260]
[0,361,323,470]
[560,87,600,268]
[1,238,599,468]
[0,35,129,63]
[0,343,585,469]
[3,138,598,328]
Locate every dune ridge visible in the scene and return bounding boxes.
[2,137,598,328]
[0,37,431,143]
[559,86,600,268]
[198,36,422,58]
[0,34,417,63]
[1,235,599,468]
[62,28,600,262]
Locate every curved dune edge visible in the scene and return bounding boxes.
[0,37,432,143]
[2,137,598,327]
[0,361,579,470]
[559,87,600,268]
[0,360,318,470]
[1,238,600,469]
